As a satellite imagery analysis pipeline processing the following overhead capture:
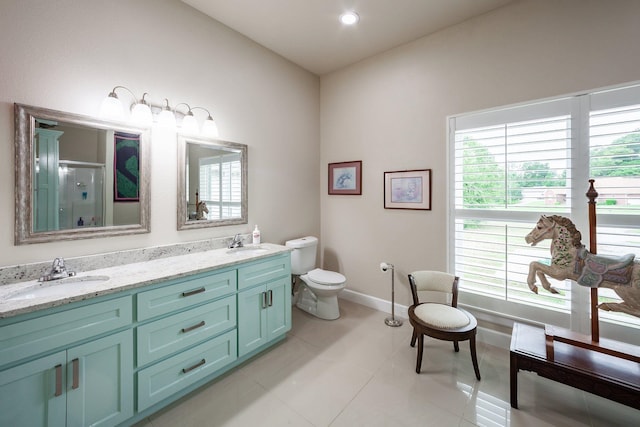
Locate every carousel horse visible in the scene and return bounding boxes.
[196,201,209,220]
[525,215,640,317]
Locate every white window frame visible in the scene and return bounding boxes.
[447,81,640,345]
[198,152,242,220]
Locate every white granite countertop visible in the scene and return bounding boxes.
[0,243,290,319]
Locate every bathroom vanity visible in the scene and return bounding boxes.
[0,245,291,427]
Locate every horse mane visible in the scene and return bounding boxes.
[549,215,583,248]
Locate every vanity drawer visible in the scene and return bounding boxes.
[137,330,237,411]
[0,296,132,368]
[137,295,236,366]
[238,254,291,290]
[137,270,236,321]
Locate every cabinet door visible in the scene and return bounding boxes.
[66,330,133,427]
[238,285,268,357]
[266,277,291,339]
[0,351,66,427]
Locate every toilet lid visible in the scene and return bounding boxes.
[307,268,346,285]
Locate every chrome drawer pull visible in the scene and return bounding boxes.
[54,364,62,397]
[72,358,79,389]
[182,358,206,374]
[182,287,205,297]
[181,320,205,333]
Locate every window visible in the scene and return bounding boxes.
[449,83,640,333]
[198,153,242,220]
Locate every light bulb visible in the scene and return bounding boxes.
[181,112,199,134]
[202,117,219,137]
[340,11,359,25]
[158,99,176,128]
[99,93,124,120]
[131,102,152,124]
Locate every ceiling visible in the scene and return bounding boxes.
[182,0,513,75]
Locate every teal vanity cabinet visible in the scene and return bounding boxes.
[135,269,238,411]
[0,296,133,427]
[238,254,292,357]
[0,249,292,426]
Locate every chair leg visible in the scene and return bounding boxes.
[410,328,417,347]
[470,334,481,380]
[415,334,424,374]
[453,341,459,352]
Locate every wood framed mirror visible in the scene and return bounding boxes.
[177,134,247,230]
[14,103,151,244]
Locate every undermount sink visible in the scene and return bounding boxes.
[226,245,268,256]
[6,275,111,301]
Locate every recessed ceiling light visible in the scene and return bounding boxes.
[340,11,359,26]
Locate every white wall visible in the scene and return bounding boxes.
[320,0,640,308]
[0,0,320,267]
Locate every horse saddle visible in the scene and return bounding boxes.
[575,247,635,287]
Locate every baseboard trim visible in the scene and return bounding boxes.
[339,289,511,350]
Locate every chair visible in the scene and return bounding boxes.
[408,271,481,380]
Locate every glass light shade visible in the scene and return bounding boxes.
[99,95,124,120]
[130,102,152,124]
[202,118,219,137]
[158,108,176,128]
[181,113,199,134]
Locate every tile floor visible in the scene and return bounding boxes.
[134,299,638,426]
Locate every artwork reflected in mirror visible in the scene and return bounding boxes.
[15,104,150,244]
[177,135,247,230]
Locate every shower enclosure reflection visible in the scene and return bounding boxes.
[55,161,105,230]
[15,104,150,244]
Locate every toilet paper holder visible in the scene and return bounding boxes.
[380,262,402,327]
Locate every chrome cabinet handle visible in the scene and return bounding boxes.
[72,358,79,390]
[182,358,206,374]
[268,289,273,307]
[181,320,205,333]
[262,291,267,309]
[54,364,63,397]
[182,287,205,297]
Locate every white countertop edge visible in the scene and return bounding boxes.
[0,243,291,319]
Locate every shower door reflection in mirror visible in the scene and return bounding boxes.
[15,104,150,244]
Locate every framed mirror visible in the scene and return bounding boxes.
[177,134,247,230]
[14,103,151,244]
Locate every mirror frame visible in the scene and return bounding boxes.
[177,134,248,230]
[14,103,151,245]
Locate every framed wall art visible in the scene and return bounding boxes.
[384,169,431,210]
[114,131,140,201]
[328,160,362,195]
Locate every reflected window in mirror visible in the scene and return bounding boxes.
[178,135,247,230]
[15,104,151,245]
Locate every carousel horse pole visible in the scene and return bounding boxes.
[586,179,599,342]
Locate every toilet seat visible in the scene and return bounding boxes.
[307,268,346,285]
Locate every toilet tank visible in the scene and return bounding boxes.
[285,236,318,275]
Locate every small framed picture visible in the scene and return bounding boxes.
[328,161,362,195]
[384,169,431,210]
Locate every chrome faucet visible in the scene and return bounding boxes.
[39,257,76,282]
[228,234,244,249]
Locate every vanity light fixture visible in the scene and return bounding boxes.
[100,85,219,136]
[99,86,152,123]
[339,11,359,25]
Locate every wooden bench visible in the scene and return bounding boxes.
[509,322,640,410]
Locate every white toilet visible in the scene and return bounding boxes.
[285,236,346,320]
